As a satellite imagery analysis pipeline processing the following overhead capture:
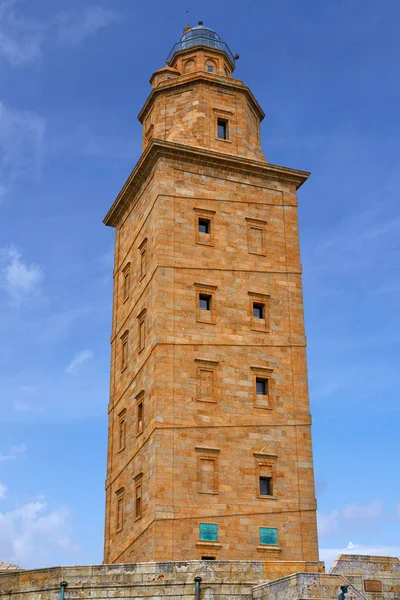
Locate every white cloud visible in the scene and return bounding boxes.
[318,499,385,541]
[321,541,400,571]
[56,6,119,46]
[317,509,339,539]
[0,1,119,67]
[342,499,383,520]
[0,0,43,66]
[0,443,27,462]
[0,483,7,498]
[0,246,43,304]
[66,349,94,374]
[0,499,78,567]
[0,101,45,194]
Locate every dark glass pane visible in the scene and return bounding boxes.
[198,218,210,234]
[217,119,227,139]
[253,303,264,319]
[256,378,267,395]
[199,294,211,310]
[260,476,272,495]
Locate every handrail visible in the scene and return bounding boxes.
[166,36,236,66]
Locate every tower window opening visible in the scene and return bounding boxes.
[198,218,211,234]
[199,293,211,311]
[217,118,228,140]
[120,332,129,371]
[135,480,142,520]
[207,64,215,73]
[138,310,146,353]
[116,488,124,532]
[253,302,265,319]
[139,238,148,280]
[118,409,126,451]
[202,556,216,560]
[137,398,143,434]
[256,378,268,396]
[260,476,272,496]
[122,263,130,302]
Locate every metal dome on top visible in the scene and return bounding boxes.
[166,21,236,67]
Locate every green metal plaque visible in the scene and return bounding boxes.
[199,523,218,541]
[260,527,278,545]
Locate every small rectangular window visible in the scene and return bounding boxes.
[194,208,215,246]
[199,294,211,311]
[118,409,126,451]
[139,239,147,280]
[252,367,274,409]
[195,283,217,324]
[198,218,210,234]
[136,393,144,435]
[135,479,142,520]
[256,378,268,395]
[249,292,270,332]
[138,310,146,353]
[122,263,130,302]
[202,556,216,560]
[207,65,215,73]
[253,302,265,319]
[260,476,272,496]
[116,489,124,532]
[217,118,228,140]
[121,332,129,371]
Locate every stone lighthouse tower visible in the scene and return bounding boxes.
[103,22,320,573]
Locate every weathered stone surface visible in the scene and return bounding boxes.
[331,555,400,600]
[103,27,318,572]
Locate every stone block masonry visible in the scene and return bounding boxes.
[103,22,319,573]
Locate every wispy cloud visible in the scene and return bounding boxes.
[0,246,43,304]
[0,498,78,567]
[0,0,43,66]
[318,509,340,538]
[342,499,383,521]
[0,443,27,462]
[318,499,387,540]
[66,349,94,374]
[0,101,45,193]
[0,483,7,498]
[321,541,400,571]
[0,1,120,67]
[56,6,119,46]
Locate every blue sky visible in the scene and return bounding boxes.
[0,0,399,570]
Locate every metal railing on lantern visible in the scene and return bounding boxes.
[166,35,236,67]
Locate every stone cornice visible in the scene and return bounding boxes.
[138,71,265,123]
[103,140,310,228]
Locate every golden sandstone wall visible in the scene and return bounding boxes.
[103,37,319,573]
[104,143,319,567]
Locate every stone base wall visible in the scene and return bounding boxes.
[0,561,322,600]
[0,557,398,600]
[331,554,400,600]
